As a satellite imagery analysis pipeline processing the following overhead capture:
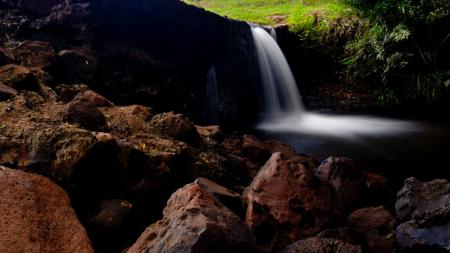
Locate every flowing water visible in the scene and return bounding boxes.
[251,26,450,178]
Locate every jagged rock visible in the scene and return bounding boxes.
[317,227,368,249]
[63,97,108,131]
[0,166,93,253]
[243,152,342,250]
[395,177,450,221]
[0,82,17,100]
[195,177,244,217]
[315,157,368,212]
[347,206,396,253]
[150,111,200,146]
[395,178,450,252]
[3,40,54,68]
[1,0,68,16]
[127,183,256,253]
[278,238,363,253]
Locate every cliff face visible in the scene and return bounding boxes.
[1,0,259,127]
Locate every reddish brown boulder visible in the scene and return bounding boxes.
[315,157,368,211]
[63,98,108,131]
[101,105,153,136]
[127,183,256,253]
[347,206,396,253]
[279,237,363,253]
[150,111,200,146]
[0,166,93,253]
[244,152,342,250]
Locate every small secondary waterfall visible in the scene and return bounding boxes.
[203,66,219,124]
[251,26,417,138]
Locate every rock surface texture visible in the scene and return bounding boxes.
[244,152,341,250]
[395,178,450,252]
[127,182,256,253]
[0,167,93,253]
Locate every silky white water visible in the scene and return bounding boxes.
[203,65,219,124]
[251,26,417,139]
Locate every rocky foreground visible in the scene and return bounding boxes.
[0,0,449,253]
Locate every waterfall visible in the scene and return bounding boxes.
[251,26,416,138]
[251,26,304,119]
[203,66,219,124]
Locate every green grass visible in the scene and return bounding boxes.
[183,0,354,27]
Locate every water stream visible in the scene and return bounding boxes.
[251,26,450,178]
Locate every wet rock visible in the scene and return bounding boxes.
[395,177,450,221]
[63,98,108,131]
[279,237,363,253]
[0,166,93,253]
[3,40,55,68]
[396,218,450,252]
[244,152,342,250]
[395,178,450,252]
[127,183,256,253]
[347,206,396,253]
[0,82,17,100]
[315,157,368,212]
[317,227,368,249]
[150,111,200,146]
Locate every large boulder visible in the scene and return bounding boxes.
[278,237,363,253]
[243,152,342,250]
[395,178,450,252]
[126,182,256,253]
[315,157,368,212]
[0,64,39,91]
[347,206,396,253]
[0,166,93,253]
